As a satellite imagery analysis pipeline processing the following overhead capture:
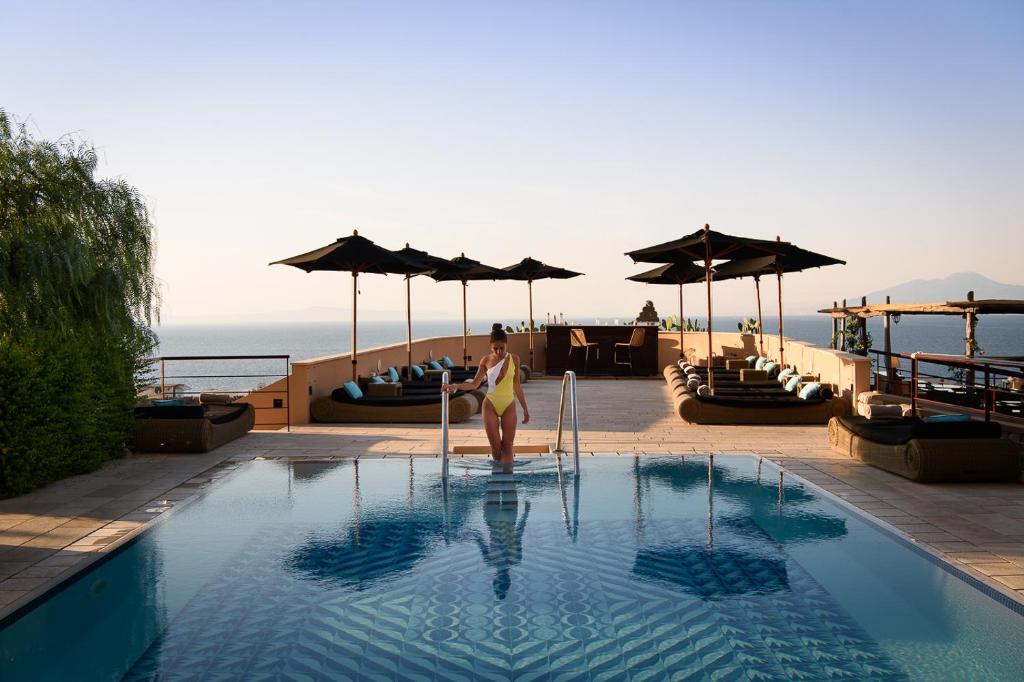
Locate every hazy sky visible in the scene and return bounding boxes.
[3,1,1022,324]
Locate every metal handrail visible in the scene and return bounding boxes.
[554,370,581,477]
[441,370,451,479]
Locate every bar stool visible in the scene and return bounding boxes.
[568,328,599,375]
[614,328,646,375]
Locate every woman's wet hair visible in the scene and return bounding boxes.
[490,323,508,343]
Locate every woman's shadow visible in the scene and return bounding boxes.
[471,464,530,600]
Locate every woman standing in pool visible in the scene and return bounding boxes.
[443,324,530,471]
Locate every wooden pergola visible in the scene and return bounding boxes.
[819,291,1024,386]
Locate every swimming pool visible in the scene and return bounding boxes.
[2,455,1022,680]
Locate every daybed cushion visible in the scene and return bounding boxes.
[442,356,455,368]
[428,360,444,370]
[924,414,970,423]
[799,382,822,400]
[862,404,904,420]
[785,375,800,393]
[836,416,1001,446]
[755,357,767,370]
[410,365,424,378]
[387,367,401,382]
[746,355,758,367]
[134,405,206,420]
[342,381,363,400]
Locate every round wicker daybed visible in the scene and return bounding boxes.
[132,402,255,453]
[311,392,476,424]
[664,365,849,425]
[827,415,1021,483]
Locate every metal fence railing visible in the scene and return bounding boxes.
[868,349,1024,423]
[148,354,290,431]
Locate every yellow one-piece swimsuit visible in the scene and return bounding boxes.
[485,354,516,415]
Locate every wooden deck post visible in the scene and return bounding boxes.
[840,298,847,351]
[859,296,868,356]
[883,295,893,392]
[965,290,976,388]
[831,300,838,350]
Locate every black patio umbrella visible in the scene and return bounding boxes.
[394,244,465,374]
[712,241,845,366]
[626,225,790,391]
[429,254,514,367]
[271,230,429,380]
[503,257,584,372]
[627,262,707,359]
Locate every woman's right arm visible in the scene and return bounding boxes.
[443,358,487,393]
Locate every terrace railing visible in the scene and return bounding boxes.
[868,350,1024,424]
[150,354,291,431]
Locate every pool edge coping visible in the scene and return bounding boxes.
[0,458,243,627]
[762,456,1024,615]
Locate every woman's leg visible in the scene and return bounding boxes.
[499,406,517,471]
[482,400,503,461]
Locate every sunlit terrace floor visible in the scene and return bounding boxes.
[2,378,1023,620]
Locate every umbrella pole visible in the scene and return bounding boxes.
[755,276,764,356]
[405,274,413,376]
[776,269,785,368]
[704,237,714,393]
[351,271,358,382]
[528,279,535,373]
[462,280,469,367]
[678,283,684,359]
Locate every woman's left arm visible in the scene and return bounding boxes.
[514,355,530,424]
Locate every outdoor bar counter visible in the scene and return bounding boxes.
[545,325,659,376]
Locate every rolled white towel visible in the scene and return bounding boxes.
[697,384,710,397]
[687,377,700,391]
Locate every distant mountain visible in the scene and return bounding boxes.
[858,272,1024,304]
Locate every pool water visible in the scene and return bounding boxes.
[2,456,1023,680]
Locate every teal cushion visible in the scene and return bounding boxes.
[342,381,363,400]
[755,357,767,369]
[746,355,758,367]
[763,361,777,376]
[777,368,796,383]
[923,414,970,423]
[387,367,400,382]
[410,365,424,379]
[370,375,385,384]
[798,382,822,400]
[154,398,186,407]
[785,375,801,393]
[441,356,455,369]
[428,360,443,370]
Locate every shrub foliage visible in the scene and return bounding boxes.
[0,111,157,498]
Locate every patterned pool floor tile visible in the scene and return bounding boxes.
[124,519,907,681]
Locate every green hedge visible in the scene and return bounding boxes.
[0,328,139,498]
[1,110,157,499]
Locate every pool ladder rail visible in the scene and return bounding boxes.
[440,370,581,480]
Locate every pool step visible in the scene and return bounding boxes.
[451,444,551,455]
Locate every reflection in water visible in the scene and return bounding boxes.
[630,457,848,599]
[633,543,790,598]
[471,466,530,600]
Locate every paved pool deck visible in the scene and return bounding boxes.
[2,378,1022,621]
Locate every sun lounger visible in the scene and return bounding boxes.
[132,402,255,453]
[827,415,1021,482]
[311,389,476,423]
